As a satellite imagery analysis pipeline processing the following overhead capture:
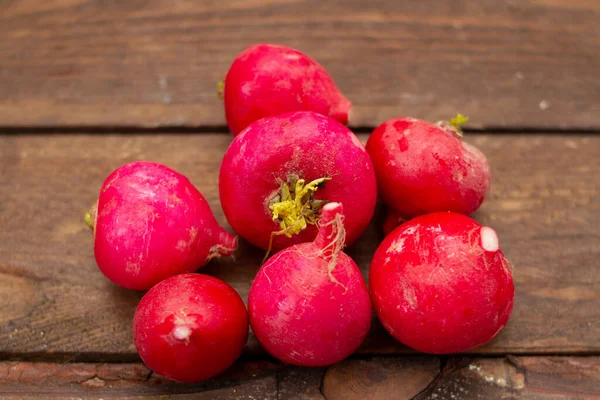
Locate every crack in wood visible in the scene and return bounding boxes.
[410,357,446,400]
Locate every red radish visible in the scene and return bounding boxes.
[370,212,514,354]
[86,161,237,290]
[248,202,371,366]
[219,111,376,252]
[382,209,406,236]
[223,43,351,136]
[366,115,490,218]
[133,274,248,383]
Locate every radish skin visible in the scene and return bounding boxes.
[89,161,237,290]
[370,212,514,354]
[223,43,351,136]
[382,209,407,236]
[366,117,491,218]
[219,111,376,252]
[133,274,248,383]
[248,202,371,366]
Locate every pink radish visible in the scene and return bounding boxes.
[366,115,490,218]
[370,212,514,354]
[248,202,371,366]
[86,161,237,290]
[133,274,248,383]
[222,43,351,136]
[219,111,376,252]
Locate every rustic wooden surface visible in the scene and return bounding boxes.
[1,0,599,130]
[1,1,600,398]
[0,356,597,399]
[0,133,598,358]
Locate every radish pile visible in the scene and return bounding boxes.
[86,43,514,382]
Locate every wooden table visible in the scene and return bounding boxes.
[1,1,599,398]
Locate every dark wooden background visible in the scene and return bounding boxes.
[0,0,598,399]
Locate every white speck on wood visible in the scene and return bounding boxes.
[539,100,550,110]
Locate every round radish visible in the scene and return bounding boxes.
[370,212,514,354]
[248,202,371,366]
[219,111,376,252]
[133,274,248,383]
[223,43,351,136]
[87,161,237,290]
[366,115,490,218]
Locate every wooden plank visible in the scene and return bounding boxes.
[323,356,600,400]
[322,357,440,399]
[414,356,600,399]
[0,1,599,130]
[278,366,326,399]
[0,133,598,357]
[0,360,279,399]
[0,357,598,399]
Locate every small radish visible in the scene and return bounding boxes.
[370,212,514,354]
[382,209,406,236]
[86,161,237,290]
[222,43,351,136]
[248,202,371,366]
[366,115,490,218]
[219,111,376,252]
[133,274,248,383]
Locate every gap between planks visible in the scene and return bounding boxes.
[2,351,600,364]
[1,126,600,135]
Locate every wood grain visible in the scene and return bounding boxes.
[1,0,599,130]
[322,357,440,399]
[414,356,600,399]
[0,357,597,399]
[0,360,279,399]
[0,133,598,358]
[278,366,326,399]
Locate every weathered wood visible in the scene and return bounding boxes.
[0,133,598,358]
[322,357,440,399]
[323,356,600,400]
[414,356,600,399]
[278,366,326,399]
[0,357,597,399]
[0,360,279,399]
[1,1,599,130]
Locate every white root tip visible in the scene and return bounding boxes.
[322,202,342,213]
[172,325,192,341]
[480,226,499,252]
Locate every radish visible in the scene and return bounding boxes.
[370,212,514,354]
[382,209,406,236]
[366,115,490,218]
[219,111,376,252]
[248,202,371,366]
[133,274,248,383]
[86,161,237,290]
[222,43,351,136]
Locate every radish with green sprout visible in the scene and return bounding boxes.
[219,111,376,253]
